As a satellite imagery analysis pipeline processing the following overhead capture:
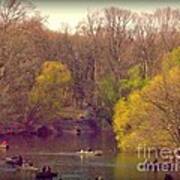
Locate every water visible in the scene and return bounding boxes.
[0,133,176,180]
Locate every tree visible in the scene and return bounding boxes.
[142,66,180,145]
[142,48,180,145]
[120,65,148,96]
[162,47,180,71]
[0,1,44,124]
[29,61,71,121]
[0,0,34,30]
[113,48,180,151]
[97,74,120,125]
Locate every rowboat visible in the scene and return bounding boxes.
[36,172,58,179]
[5,157,18,164]
[5,157,38,172]
[76,150,103,156]
[17,165,38,172]
[0,165,38,172]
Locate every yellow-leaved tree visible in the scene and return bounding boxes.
[113,47,180,152]
[29,61,71,121]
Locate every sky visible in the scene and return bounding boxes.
[34,0,180,31]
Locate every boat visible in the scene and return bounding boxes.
[5,157,38,172]
[94,150,103,156]
[17,164,39,172]
[36,172,58,179]
[5,156,19,165]
[76,150,103,156]
[0,164,38,172]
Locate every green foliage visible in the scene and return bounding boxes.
[97,65,147,125]
[120,65,148,95]
[29,61,71,121]
[97,75,120,123]
[98,75,119,107]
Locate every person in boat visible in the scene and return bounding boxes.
[8,155,23,166]
[1,140,9,149]
[36,166,57,179]
[88,148,92,152]
[16,155,23,166]
[42,166,47,173]
[47,166,51,173]
[29,162,34,167]
[41,166,53,174]
[76,128,81,136]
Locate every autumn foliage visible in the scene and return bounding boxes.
[0,0,179,144]
[29,61,71,121]
[113,48,180,152]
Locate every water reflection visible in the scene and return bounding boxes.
[114,153,166,180]
[0,133,171,179]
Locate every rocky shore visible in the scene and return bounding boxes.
[0,118,101,137]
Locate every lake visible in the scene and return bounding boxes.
[0,132,174,180]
